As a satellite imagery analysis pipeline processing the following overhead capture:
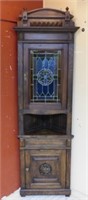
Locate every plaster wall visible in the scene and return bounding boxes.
[43,0,88,199]
[0,1,43,198]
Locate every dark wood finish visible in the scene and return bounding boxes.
[20,188,71,196]
[15,8,79,196]
[25,149,66,189]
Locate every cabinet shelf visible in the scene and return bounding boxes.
[18,134,74,139]
[23,113,67,135]
[24,129,66,136]
[22,103,68,115]
[22,109,68,115]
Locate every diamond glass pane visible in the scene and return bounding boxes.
[30,50,61,102]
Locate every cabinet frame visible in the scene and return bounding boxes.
[14,7,79,196]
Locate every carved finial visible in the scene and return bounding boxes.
[66,7,69,12]
[18,9,27,23]
[65,7,70,21]
[22,10,28,21]
[64,7,74,27]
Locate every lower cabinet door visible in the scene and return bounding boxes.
[25,149,66,189]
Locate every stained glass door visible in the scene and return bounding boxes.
[23,43,67,111]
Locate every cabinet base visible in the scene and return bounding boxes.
[20,188,71,196]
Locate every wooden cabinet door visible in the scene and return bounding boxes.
[25,149,66,189]
[22,43,68,112]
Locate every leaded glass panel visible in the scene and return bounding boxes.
[30,50,61,102]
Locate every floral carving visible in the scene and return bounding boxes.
[39,163,52,176]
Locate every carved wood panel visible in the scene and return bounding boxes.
[25,149,66,189]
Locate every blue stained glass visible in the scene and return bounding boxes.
[43,86,47,95]
[49,82,53,95]
[48,57,56,73]
[31,51,61,102]
[36,57,42,73]
[37,69,54,86]
[37,82,42,95]
[42,57,48,69]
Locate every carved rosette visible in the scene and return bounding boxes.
[39,163,52,176]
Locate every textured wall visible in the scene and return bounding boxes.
[0,1,43,198]
[44,0,88,199]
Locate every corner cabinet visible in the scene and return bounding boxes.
[14,8,79,196]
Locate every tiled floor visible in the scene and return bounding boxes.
[1,189,76,200]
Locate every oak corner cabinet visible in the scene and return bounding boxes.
[14,8,79,196]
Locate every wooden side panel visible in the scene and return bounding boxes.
[23,45,29,108]
[18,43,24,134]
[66,149,71,188]
[25,150,31,189]
[66,43,74,134]
[18,43,24,109]
[61,44,68,109]
[20,139,26,188]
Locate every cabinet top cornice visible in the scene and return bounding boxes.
[14,7,79,32]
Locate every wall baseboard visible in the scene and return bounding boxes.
[71,189,88,200]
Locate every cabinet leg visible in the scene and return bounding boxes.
[65,194,70,197]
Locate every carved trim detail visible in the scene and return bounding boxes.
[16,7,75,28]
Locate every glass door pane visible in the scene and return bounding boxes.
[30,50,61,102]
